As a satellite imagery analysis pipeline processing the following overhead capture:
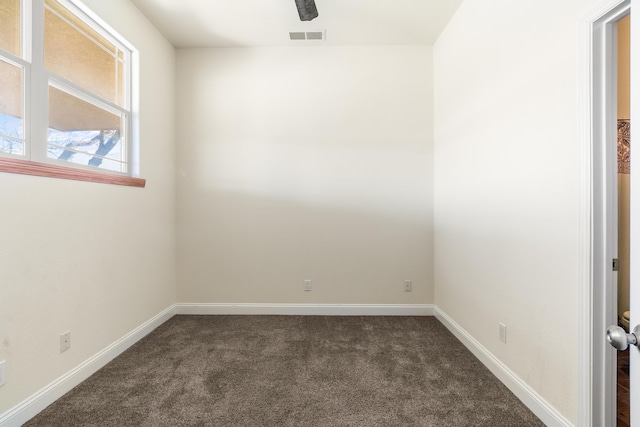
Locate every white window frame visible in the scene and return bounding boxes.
[0,0,144,187]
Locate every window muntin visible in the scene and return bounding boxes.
[0,0,135,177]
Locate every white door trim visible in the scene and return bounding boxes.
[578,1,630,425]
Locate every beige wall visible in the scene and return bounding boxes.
[618,16,631,120]
[0,0,176,414]
[434,0,602,422]
[176,46,434,305]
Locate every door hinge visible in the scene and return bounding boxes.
[613,258,620,271]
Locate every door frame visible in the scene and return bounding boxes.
[579,0,631,425]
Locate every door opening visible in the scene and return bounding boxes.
[616,14,631,427]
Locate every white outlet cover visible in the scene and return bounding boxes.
[60,332,71,353]
[499,323,507,343]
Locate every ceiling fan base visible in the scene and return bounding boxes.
[295,0,319,21]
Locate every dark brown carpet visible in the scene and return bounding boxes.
[26,316,544,426]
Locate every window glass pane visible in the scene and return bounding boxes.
[48,85,125,172]
[0,58,24,155]
[44,0,123,106]
[0,0,20,57]
[117,52,123,106]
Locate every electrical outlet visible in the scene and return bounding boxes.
[499,323,507,343]
[0,360,5,386]
[404,280,412,292]
[60,331,71,353]
[304,280,312,292]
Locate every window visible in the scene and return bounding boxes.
[0,0,144,187]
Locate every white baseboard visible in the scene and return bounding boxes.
[434,306,573,427]
[0,305,176,427]
[175,303,434,316]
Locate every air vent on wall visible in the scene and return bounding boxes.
[289,30,326,41]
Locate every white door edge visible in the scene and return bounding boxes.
[628,1,640,424]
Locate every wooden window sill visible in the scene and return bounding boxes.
[0,157,146,188]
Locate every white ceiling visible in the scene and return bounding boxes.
[128,0,464,48]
